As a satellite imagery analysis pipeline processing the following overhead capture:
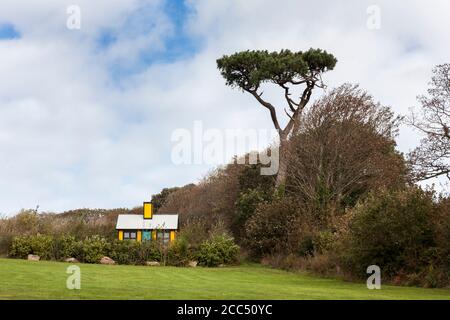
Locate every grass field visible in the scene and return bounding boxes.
[0,258,449,300]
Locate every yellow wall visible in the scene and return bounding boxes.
[143,202,153,219]
[119,229,176,242]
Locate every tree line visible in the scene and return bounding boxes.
[0,50,448,287]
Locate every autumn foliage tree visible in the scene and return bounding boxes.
[287,84,407,218]
[217,49,337,188]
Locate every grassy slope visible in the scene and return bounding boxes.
[0,258,449,300]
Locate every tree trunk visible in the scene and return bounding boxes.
[275,134,288,190]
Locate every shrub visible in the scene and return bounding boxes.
[313,231,336,254]
[297,234,315,257]
[197,234,239,267]
[234,188,269,233]
[108,241,162,265]
[245,198,297,257]
[341,187,437,279]
[9,235,32,259]
[0,234,13,257]
[167,236,193,266]
[9,234,54,260]
[109,240,142,265]
[432,196,450,272]
[177,218,210,248]
[82,235,109,263]
[29,234,54,260]
[137,241,161,263]
[54,235,82,260]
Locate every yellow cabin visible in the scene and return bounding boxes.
[116,202,178,245]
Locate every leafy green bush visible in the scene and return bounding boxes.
[313,231,336,254]
[341,188,436,279]
[245,198,297,257]
[61,235,82,259]
[29,234,54,260]
[107,240,162,265]
[9,234,54,260]
[109,240,142,265]
[9,235,32,259]
[167,236,193,266]
[82,235,109,263]
[137,241,161,263]
[7,233,238,268]
[234,188,269,234]
[52,235,82,260]
[197,234,239,267]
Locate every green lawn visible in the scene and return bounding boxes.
[0,258,449,300]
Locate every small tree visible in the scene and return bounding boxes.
[407,64,450,181]
[217,49,337,188]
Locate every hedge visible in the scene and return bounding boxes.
[8,233,240,267]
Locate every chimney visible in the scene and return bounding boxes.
[143,202,153,219]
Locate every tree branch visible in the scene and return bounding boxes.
[247,89,282,132]
[279,83,299,113]
[285,82,315,134]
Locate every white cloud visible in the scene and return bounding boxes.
[0,0,449,215]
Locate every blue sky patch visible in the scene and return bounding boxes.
[96,0,201,80]
[0,23,20,40]
[157,0,201,62]
[97,31,117,48]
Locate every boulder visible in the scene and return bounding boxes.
[218,264,226,268]
[100,256,115,265]
[188,260,198,268]
[146,261,161,266]
[27,254,40,261]
[65,257,79,263]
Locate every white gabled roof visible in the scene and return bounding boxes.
[116,214,178,230]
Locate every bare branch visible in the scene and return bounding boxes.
[407,64,450,181]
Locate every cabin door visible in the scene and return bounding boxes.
[142,230,151,241]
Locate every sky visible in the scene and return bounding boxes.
[0,0,449,215]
